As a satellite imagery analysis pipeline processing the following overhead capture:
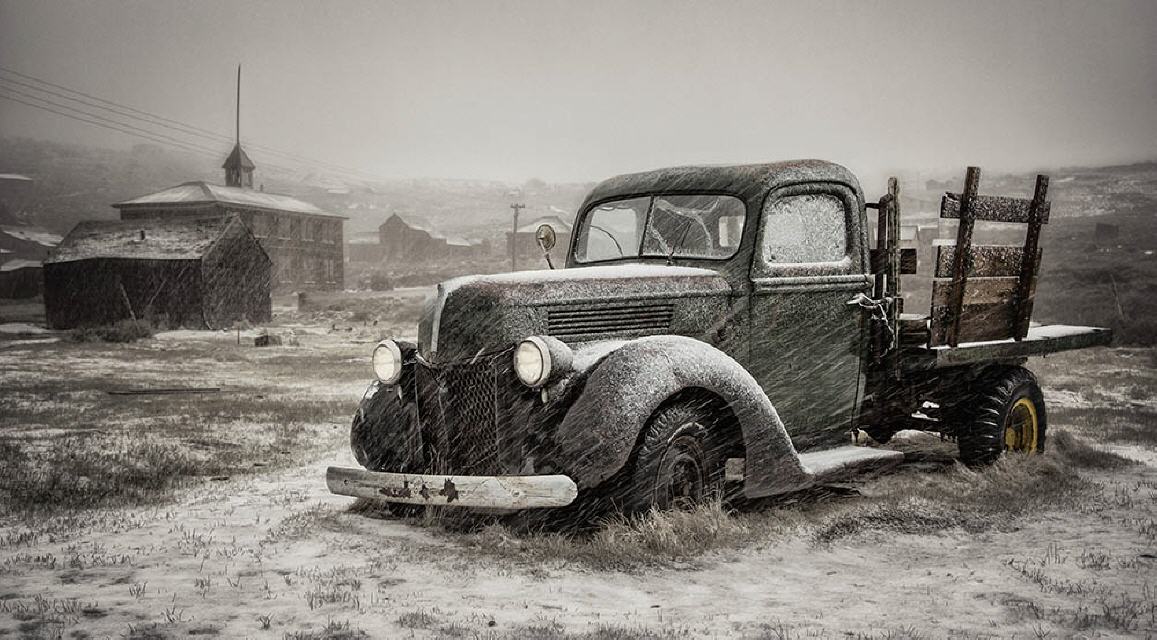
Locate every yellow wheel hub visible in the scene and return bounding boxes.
[1004,397,1039,453]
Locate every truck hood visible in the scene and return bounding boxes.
[419,264,733,362]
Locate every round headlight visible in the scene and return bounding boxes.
[372,340,403,384]
[514,337,552,387]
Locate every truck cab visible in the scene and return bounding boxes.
[328,161,1111,514]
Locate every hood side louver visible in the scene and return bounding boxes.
[546,301,675,339]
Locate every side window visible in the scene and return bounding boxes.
[759,193,849,267]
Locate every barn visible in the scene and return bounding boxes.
[44,215,271,329]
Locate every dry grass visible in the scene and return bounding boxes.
[68,319,156,343]
[450,430,1132,571]
[283,620,369,640]
[0,337,363,518]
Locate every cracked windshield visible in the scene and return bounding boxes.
[575,194,745,263]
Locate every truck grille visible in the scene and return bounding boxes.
[411,351,518,475]
[546,301,674,339]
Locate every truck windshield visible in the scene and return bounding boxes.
[574,194,746,263]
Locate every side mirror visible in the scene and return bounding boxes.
[535,224,557,252]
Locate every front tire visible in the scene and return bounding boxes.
[621,401,723,514]
[956,366,1047,466]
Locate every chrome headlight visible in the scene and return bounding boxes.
[514,336,574,388]
[514,337,552,387]
[372,339,403,384]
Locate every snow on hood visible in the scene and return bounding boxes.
[425,264,732,360]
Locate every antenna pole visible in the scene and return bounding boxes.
[235,64,241,144]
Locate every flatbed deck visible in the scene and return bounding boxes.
[900,324,1112,371]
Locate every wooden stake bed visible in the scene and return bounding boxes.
[900,324,1112,371]
[929,167,1049,346]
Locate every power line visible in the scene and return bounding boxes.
[0,65,230,141]
[0,73,232,144]
[1,85,228,157]
[0,94,226,161]
[0,65,394,183]
[2,85,335,179]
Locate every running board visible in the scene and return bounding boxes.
[798,446,904,481]
[724,446,904,485]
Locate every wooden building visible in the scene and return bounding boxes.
[113,143,345,292]
[0,224,61,262]
[0,259,42,299]
[378,213,484,263]
[44,215,270,329]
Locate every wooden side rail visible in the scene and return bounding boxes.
[929,167,1050,347]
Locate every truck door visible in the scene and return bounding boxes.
[747,183,871,451]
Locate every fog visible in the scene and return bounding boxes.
[1,0,1155,184]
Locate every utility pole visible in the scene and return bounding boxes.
[509,202,525,271]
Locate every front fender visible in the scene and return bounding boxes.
[552,335,809,498]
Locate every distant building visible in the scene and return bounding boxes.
[0,259,42,299]
[0,225,61,262]
[43,215,270,329]
[508,214,572,265]
[346,230,385,263]
[113,143,345,292]
[378,213,484,263]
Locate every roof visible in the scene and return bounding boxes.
[47,216,243,263]
[381,213,446,239]
[0,258,41,270]
[0,259,41,272]
[0,174,33,182]
[114,181,342,218]
[0,225,62,247]
[221,143,256,170]
[582,161,862,210]
[445,236,483,247]
[517,215,573,234]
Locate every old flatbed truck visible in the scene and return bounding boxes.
[327,161,1111,513]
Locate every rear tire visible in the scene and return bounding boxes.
[955,366,1047,466]
[620,400,724,514]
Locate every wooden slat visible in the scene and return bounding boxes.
[909,324,1112,371]
[1014,175,1049,339]
[931,276,1020,306]
[939,167,981,347]
[930,301,1017,345]
[941,193,1051,224]
[935,245,1040,278]
[887,178,902,377]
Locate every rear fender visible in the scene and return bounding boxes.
[553,335,809,498]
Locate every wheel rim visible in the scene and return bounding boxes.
[1004,397,1039,453]
[657,434,706,509]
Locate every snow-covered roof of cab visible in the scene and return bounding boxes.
[581,160,861,208]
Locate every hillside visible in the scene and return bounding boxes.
[0,137,592,244]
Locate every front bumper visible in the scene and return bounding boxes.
[326,466,578,509]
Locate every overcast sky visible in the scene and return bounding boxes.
[1,0,1155,185]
